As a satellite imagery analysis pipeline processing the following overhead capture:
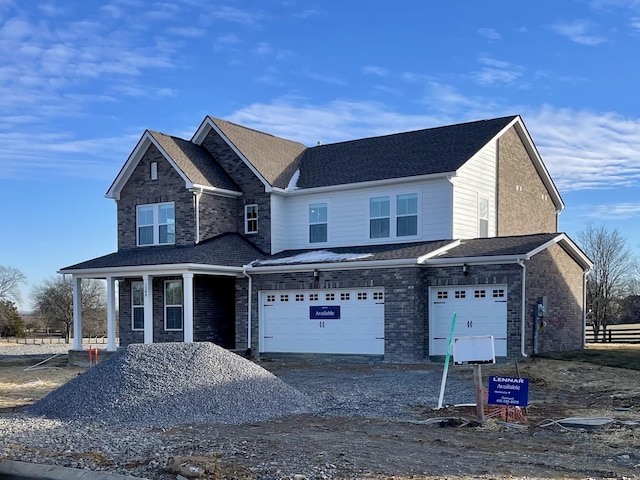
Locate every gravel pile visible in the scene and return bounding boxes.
[26,342,314,427]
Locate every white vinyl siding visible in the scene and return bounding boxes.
[270,179,453,252]
[452,141,497,239]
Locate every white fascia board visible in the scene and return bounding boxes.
[244,258,419,273]
[528,233,593,270]
[106,132,194,200]
[58,263,244,279]
[191,116,272,192]
[421,254,528,266]
[272,171,456,196]
[416,240,462,264]
[191,184,243,198]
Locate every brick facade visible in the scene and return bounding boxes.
[201,130,272,253]
[524,243,585,353]
[497,126,558,236]
[118,145,195,249]
[118,275,236,348]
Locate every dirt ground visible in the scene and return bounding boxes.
[1,349,640,479]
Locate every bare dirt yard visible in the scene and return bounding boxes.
[1,343,640,480]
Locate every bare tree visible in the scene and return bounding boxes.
[31,276,107,343]
[0,266,27,304]
[577,223,636,342]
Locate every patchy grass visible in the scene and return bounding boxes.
[538,343,640,370]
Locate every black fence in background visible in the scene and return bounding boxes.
[586,327,640,344]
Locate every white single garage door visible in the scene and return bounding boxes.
[259,288,385,355]
[429,285,507,357]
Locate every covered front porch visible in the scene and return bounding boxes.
[66,263,244,355]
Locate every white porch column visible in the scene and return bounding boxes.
[183,273,194,342]
[143,275,153,344]
[72,276,82,350]
[106,277,117,352]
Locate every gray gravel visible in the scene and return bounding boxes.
[26,342,314,427]
[0,343,481,479]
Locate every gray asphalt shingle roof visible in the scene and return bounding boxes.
[60,233,266,271]
[209,117,307,189]
[295,115,518,188]
[149,131,240,192]
[431,233,560,259]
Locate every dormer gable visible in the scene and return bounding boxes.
[106,130,241,200]
[192,116,307,191]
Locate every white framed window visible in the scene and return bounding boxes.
[150,162,158,180]
[245,204,258,234]
[164,280,183,331]
[131,281,144,330]
[370,196,390,239]
[396,193,418,237]
[309,203,328,243]
[137,202,175,246]
[479,197,489,238]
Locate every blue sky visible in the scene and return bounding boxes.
[2,0,640,311]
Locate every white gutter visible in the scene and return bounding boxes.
[517,259,528,357]
[58,263,244,278]
[243,269,253,354]
[271,171,456,196]
[423,254,529,266]
[245,257,419,274]
[583,270,588,348]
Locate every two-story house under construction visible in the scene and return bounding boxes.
[61,114,592,362]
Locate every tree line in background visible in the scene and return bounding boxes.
[0,266,107,341]
[1,222,639,344]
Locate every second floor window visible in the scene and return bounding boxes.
[396,193,418,237]
[131,281,144,330]
[370,196,390,239]
[309,203,328,243]
[245,204,258,234]
[137,202,175,246]
[479,197,489,238]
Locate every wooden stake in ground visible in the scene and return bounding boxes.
[473,364,485,423]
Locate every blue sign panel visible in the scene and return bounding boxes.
[487,376,529,407]
[310,306,341,320]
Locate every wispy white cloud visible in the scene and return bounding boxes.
[584,203,640,220]
[631,16,640,29]
[166,26,205,37]
[477,27,501,40]
[207,6,264,25]
[362,66,389,76]
[551,20,607,45]
[302,68,348,86]
[473,56,525,85]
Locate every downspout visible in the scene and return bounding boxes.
[517,259,528,357]
[193,189,203,244]
[243,269,253,356]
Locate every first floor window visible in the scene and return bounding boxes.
[309,203,328,243]
[165,280,183,330]
[245,204,258,234]
[131,281,144,330]
[370,196,390,239]
[396,193,418,236]
[137,202,175,246]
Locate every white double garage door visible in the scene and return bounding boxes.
[259,288,385,355]
[258,284,508,356]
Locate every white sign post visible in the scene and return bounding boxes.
[453,335,496,423]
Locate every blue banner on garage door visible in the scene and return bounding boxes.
[310,306,341,320]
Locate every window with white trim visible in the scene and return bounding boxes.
[396,193,418,237]
[137,202,175,246]
[131,281,144,330]
[370,196,390,239]
[164,280,183,330]
[245,204,258,234]
[309,203,328,243]
[150,162,158,180]
[479,197,489,238]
